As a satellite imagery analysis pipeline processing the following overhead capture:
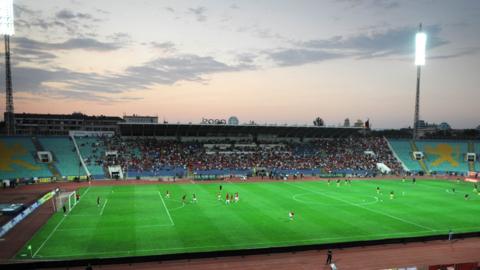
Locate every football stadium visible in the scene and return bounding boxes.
[1,1,480,270]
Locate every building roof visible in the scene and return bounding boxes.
[13,113,123,121]
[119,123,364,138]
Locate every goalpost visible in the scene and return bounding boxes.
[54,190,77,213]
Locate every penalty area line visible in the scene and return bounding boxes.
[158,191,175,226]
[99,199,108,216]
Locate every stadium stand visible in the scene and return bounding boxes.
[387,139,423,172]
[74,136,107,179]
[96,136,404,178]
[474,142,480,172]
[0,136,52,180]
[388,139,473,175]
[4,134,475,181]
[38,137,86,177]
[416,140,470,174]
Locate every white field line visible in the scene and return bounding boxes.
[99,199,108,216]
[158,191,174,226]
[56,224,173,232]
[68,214,101,217]
[34,228,455,259]
[285,182,436,232]
[32,215,67,258]
[33,186,91,258]
[82,186,91,197]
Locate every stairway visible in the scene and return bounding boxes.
[468,142,475,172]
[410,140,429,174]
[31,136,44,151]
[71,135,91,178]
[31,136,62,179]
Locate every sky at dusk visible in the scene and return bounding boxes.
[1,0,479,129]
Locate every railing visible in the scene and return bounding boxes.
[71,135,91,178]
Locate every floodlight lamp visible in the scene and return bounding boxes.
[0,0,15,36]
[415,32,426,66]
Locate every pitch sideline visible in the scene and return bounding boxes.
[32,186,91,257]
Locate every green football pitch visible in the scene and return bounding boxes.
[16,179,480,260]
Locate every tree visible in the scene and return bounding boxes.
[313,117,324,127]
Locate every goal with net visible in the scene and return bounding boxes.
[54,190,77,213]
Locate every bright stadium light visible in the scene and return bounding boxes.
[412,23,426,140]
[0,0,15,36]
[415,32,426,66]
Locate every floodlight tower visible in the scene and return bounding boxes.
[413,23,426,140]
[0,0,15,135]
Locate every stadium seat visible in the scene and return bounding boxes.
[0,137,52,179]
[38,137,86,177]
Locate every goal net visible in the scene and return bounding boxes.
[55,190,77,213]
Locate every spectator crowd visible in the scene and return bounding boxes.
[77,136,404,176]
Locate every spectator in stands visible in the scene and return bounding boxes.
[95,136,404,177]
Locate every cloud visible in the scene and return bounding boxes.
[302,25,448,58]
[11,47,57,65]
[56,9,94,20]
[429,47,480,60]
[187,6,207,22]
[265,25,459,67]
[255,28,285,40]
[106,32,132,43]
[268,49,343,66]
[14,37,122,52]
[14,4,35,18]
[337,0,400,9]
[150,41,176,53]
[164,6,175,13]
[373,0,400,9]
[95,8,110,15]
[0,53,253,102]
[60,38,121,51]
[14,5,103,38]
[121,54,244,85]
[44,89,143,103]
[0,66,79,93]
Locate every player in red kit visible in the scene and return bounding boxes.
[225,193,230,205]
